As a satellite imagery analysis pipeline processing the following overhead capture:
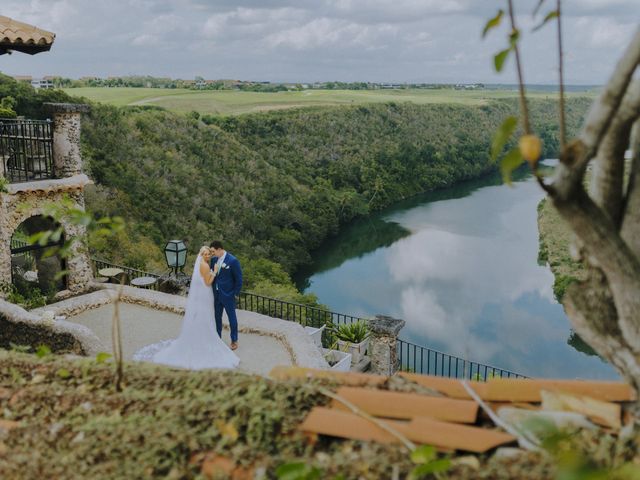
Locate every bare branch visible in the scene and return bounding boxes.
[547,28,640,201]
[591,80,640,225]
[507,0,531,134]
[621,120,640,256]
[580,27,640,158]
[556,0,566,148]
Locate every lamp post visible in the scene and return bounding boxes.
[164,240,187,276]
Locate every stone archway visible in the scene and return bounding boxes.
[10,215,67,299]
[0,189,93,297]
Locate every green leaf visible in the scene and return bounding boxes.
[509,29,520,47]
[411,445,436,464]
[482,9,503,38]
[95,352,112,364]
[491,116,518,161]
[410,459,451,478]
[49,228,63,243]
[501,147,524,185]
[36,345,51,358]
[27,231,47,246]
[276,462,321,480]
[56,368,72,379]
[494,47,512,72]
[533,10,559,32]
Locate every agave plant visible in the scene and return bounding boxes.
[329,320,370,344]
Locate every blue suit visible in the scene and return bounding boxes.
[210,252,243,342]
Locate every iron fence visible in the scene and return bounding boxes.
[397,338,527,381]
[237,290,360,329]
[0,118,54,183]
[10,237,35,266]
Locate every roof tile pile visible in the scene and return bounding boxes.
[270,366,636,454]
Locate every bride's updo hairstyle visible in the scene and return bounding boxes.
[199,246,210,257]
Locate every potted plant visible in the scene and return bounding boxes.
[322,346,352,372]
[329,320,370,365]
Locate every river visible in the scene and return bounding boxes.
[297,165,618,380]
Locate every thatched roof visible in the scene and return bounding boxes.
[0,15,55,55]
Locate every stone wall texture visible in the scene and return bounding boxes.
[0,180,93,295]
[0,299,102,355]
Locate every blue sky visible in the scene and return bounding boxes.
[2,0,638,84]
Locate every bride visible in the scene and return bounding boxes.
[133,246,240,370]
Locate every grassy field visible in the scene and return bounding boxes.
[63,87,596,116]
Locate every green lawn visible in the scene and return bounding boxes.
[64,87,595,116]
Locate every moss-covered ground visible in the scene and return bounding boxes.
[1,351,637,479]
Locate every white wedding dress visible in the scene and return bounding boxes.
[133,255,240,370]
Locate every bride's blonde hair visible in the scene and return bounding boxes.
[199,246,210,257]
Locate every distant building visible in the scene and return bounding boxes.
[12,75,53,89]
[31,77,54,89]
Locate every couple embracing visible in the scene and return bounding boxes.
[134,241,243,370]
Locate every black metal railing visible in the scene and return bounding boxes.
[89,257,527,380]
[92,258,160,289]
[0,118,54,183]
[237,291,360,329]
[397,339,527,381]
[10,237,35,264]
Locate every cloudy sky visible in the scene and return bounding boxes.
[2,0,638,84]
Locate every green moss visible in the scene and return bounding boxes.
[1,351,638,479]
[537,196,586,302]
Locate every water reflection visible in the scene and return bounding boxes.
[301,169,618,380]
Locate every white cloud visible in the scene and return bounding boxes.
[574,16,636,49]
[265,18,397,50]
[0,0,637,83]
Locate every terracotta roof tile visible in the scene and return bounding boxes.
[484,378,636,402]
[398,372,489,399]
[300,407,516,453]
[269,366,387,387]
[0,15,55,54]
[332,387,479,423]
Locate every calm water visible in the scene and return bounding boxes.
[297,167,618,380]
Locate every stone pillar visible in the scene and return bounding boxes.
[43,103,90,178]
[62,200,94,294]
[367,315,405,376]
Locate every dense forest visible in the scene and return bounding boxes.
[0,74,591,301]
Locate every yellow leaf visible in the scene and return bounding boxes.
[214,420,239,441]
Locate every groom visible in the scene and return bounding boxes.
[209,240,243,350]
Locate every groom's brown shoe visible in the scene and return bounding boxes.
[231,342,238,351]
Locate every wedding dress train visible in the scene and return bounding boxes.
[133,255,240,370]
